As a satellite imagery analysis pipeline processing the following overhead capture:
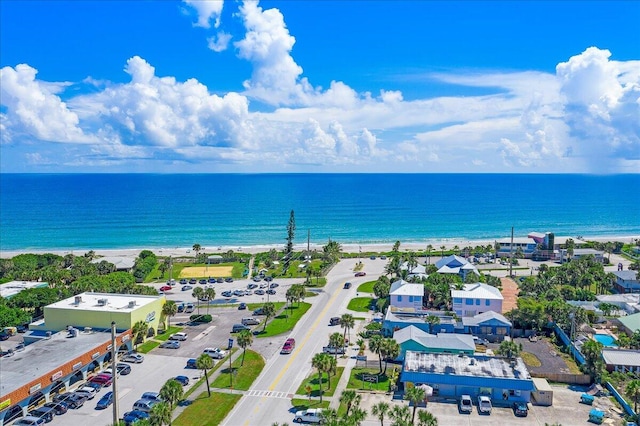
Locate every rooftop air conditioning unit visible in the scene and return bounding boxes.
[97,298,108,306]
[84,327,92,333]
[128,301,136,308]
[46,331,52,339]
[74,296,82,305]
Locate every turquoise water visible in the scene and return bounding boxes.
[593,334,617,347]
[1,174,639,251]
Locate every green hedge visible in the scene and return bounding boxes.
[189,314,212,323]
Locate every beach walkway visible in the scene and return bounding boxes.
[500,277,519,313]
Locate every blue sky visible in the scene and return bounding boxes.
[1,1,639,173]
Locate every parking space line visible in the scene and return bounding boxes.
[192,325,216,341]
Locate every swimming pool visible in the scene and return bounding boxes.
[593,333,618,347]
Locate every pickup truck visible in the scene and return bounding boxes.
[323,346,346,355]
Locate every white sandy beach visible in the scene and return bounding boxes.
[1,235,637,259]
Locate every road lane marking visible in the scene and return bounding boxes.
[192,325,216,341]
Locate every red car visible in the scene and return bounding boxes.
[159,285,172,291]
[89,374,112,387]
[281,338,295,354]
[355,271,366,277]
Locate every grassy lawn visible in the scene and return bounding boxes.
[304,291,319,297]
[306,277,327,287]
[137,340,161,353]
[182,350,235,400]
[173,391,242,426]
[156,326,182,341]
[255,303,311,338]
[247,302,285,311]
[211,350,265,390]
[357,281,376,293]
[520,351,542,367]
[291,398,330,411]
[347,297,374,312]
[295,367,345,398]
[153,261,248,281]
[346,367,390,392]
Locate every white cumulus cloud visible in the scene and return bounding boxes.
[183,0,224,28]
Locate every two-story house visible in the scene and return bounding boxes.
[389,279,424,313]
[612,270,640,294]
[434,255,479,281]
[451,283,503,317]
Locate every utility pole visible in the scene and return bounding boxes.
[111,321,119,425]
[509,227,514,277]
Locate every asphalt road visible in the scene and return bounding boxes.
[221,258,387,426]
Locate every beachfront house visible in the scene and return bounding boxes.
[389,279,425,313]
[461,311,512,341]
[434,255,479,280]
[618,312,640,336]
[612,270,640,294]
[452,283,503,317]
[393,326,475,360]
[559,248,605,263]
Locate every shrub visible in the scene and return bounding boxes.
[190,314,212,323]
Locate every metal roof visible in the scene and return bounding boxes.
[46,292,163,313]
[618,313,640,333]
[451,283,503,300]
[390,280,424,296]
[602,349,640,367]
[462,311,511,326]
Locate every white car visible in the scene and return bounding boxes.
[293,408,323,423]
[459,394,473,413]
[122,353,145,363]
[203,347,227,359]
[75,386,98,400]
[169,332,188,341]
[477,395,492,414]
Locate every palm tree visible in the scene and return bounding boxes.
[132,320,149,350]
[196,353,214,397]
[495,340,522,360]
[237,329,253,366]
[440,245,446,258]
[405,384,427,424]
[149,401,171,426]
[626,379,640,412]
[159,379,183,424]
[204,287,216,315]
[262,302,276,332]
[340,313,355,344]
[339,390,360,416]
[162,301,178,329]
[312,353,327,402]
[426,245,433,265]
[389,404,411,426]
[381,338,400,374]
[192,244,202,258]
[425,315,440,333]
[192,287,204,314]
[416,409,438,426]
[371,401,390,426]
[369,334,384,373]
[328,332,345,361]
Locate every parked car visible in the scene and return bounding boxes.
[242,317,260,326]
[185,303,195,313]
[83,382,102,393]
[186,358,198,369]
[259,282,268,288]
[293,408,323,423]
[123,410,149,425]
[116,363,132,375]
[225,277,234,282]
[247,283,258,289]
[179,279,188,285]
[233,289,245,297]
[323,345,346,354]
[160,340,180,349]
[513,401,528,417]
[232,324,250,333]
[13,416,45,426]
[28,407,55,423]
[131,399,158,414]
[189,278,197,285]
[217,277,224,283]
[343,282,352,289]
[170,332,188,341]
[75,386,98,400]
[140,392,162,402]
[355,271,366,277]
[329,317,340,326]
[281,338,295,354]
[54,392,87,409]
[266,289,276,295]
[208,277,216,283]
[477,396,492,414]
[122,353,145,363]
[269,282,279,288]
[88,374,112,387]
[96,392,114,409]
[222,290,232,297]
[203,347,227,359]
[473,336,489,346]
[181,285,193,291]
[253,307,265,315]
[238,302,247,310]
[42,402,68,416]
[159,285,172,292]
[0,332,9,341]
[252,276,262,282]
[174,375,190,386]
[459,394,473,413]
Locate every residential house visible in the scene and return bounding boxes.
[90,256,135,272]
[382,310,456,337]
[559,248,605,263]
[434,255,479,280]
[602,349,640,374]
[452,283,503,317]
[393,326,475,360]
[596,294,640,315]
[389,279,424,313]
[461,311,512,341]
[618,312,640,336]
[612,270,640,294]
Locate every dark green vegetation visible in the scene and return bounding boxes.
[173,393,242,426]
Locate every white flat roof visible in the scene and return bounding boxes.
[403,351,531,380]
[0,280,49,298]
[46,292,162,313]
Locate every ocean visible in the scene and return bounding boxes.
[1,174,638,251]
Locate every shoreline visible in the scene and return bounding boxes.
[1,235,637,259]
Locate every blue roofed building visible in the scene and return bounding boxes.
[434,255,479,280]
[461,311,512,342]
[401,351,534,405]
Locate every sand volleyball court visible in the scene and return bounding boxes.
[179,266,233,278]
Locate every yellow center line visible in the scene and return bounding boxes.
[242,284,344,425]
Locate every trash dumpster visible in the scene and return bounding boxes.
[580,393,594,405]
[588,408,604,424]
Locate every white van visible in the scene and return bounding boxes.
[293,408,323,423]
[241,317,260,326]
